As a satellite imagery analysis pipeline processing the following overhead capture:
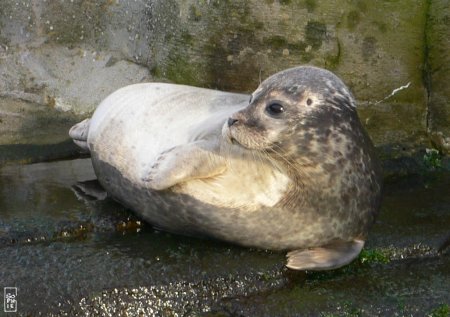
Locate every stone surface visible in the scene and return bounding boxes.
[0,98,77,145]
[0,0,448,157]
[0,44,150,115]
[0,97,81,164]
[427,0,450,153]
[0,0,151,157]
[0,159,449,315]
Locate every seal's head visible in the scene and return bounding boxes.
[224,66,357,156]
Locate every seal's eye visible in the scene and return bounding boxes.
[266,103,284,116]
[306,98,313,106]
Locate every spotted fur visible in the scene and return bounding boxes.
[70,66,383,270]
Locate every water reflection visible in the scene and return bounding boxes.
[0,159,449,315]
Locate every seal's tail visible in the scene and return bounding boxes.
[69,118,91,151]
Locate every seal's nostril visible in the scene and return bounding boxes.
[228,118,238,127]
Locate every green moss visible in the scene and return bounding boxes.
[320,302,364,317]
[150,65,161,78]
[279,0,292,5]
[373,20,388,33]
[165,54,200,86]
[189,5,202,22]
[305,247,390,282]
[301,51,314,63]
[423,0,432,127]
[362,36,377,61]
[325,39,341,70]
[252,20,265,31]
[305,21,327,49]
[358,248,390,264]
[203,34,261,91]
[264,35,289,49]
[428,304,450,317]
[305,0,317,12]
[154,24,205,85]
[354,0,368,13]
[288,41,307,54]
[423,148,443,169]
[181,30,194,45]
[347,10,361,30]
[0,2,11,42]
[189,1,268,91]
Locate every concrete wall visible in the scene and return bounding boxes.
[0,0,448,159]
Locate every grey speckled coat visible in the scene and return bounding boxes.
[69,66,382,270]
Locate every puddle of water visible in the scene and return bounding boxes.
[0,159,128,242]
[0,159,94,218]
[369,173,450,249]
[0,159,449,315]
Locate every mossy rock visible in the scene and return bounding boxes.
[427,0,450,153]
[148,0,429,150]
[2,0,449,159]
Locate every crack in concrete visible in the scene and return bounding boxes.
[374,82,411,105]
[422,0,432,134]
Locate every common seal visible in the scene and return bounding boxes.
[69,66,382,270]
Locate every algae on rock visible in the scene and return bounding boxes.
[0,0,449,161]
[426,0,450,153]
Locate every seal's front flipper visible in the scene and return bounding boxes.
[286,239,364,271]
[69,118,91,152]
[72,179,108,201]
[142,140,227,190]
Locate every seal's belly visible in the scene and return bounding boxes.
[174,155,291,211]
[91,154,309,250]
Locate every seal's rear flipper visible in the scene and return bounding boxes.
[72,180,108,201]
[286,239,364,271]
[69,118,91,152]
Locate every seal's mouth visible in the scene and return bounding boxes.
[223,124,241,146]
[223,122,252,150]
[227,133,248,150]
[228,131,246,148]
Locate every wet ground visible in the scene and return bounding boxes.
[0,158,449,316]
